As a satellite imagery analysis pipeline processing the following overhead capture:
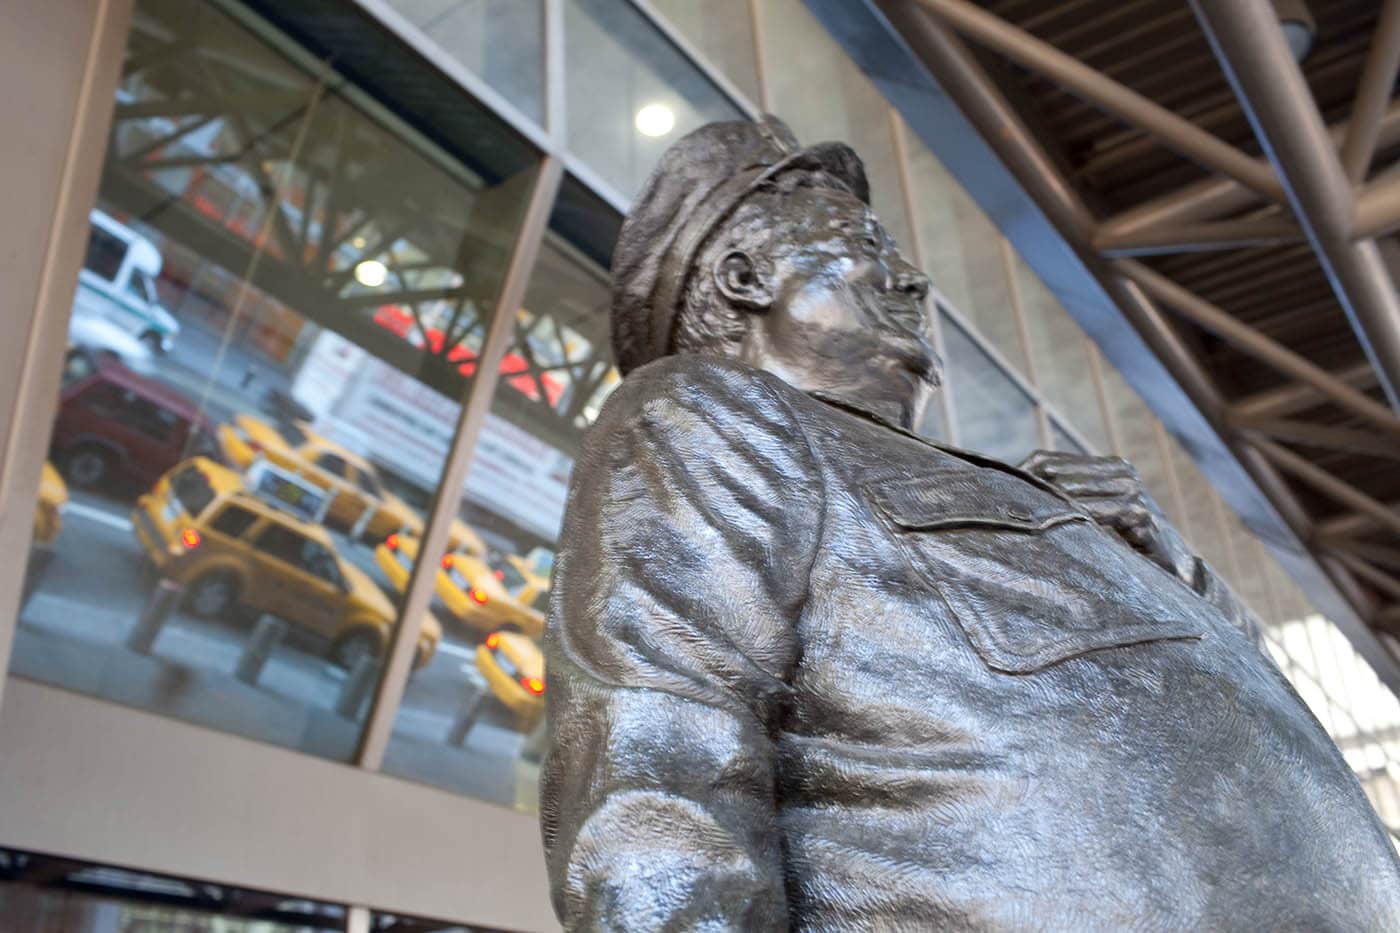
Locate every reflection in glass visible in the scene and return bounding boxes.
[385,0,545,124]
[12,0,537,762]
[564,0,744,198]
[940,309,1040,463]
[381,179,620,810]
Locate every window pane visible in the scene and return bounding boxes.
[1013,255,1112,452]
[564,0,744,198]
[1050,418,1086,454]
[381,177,621,809]
[385,0,544,125]
[649,0,762,105]
[1097,364,1188,532]
[757,0,913,250]
[13,0,538,762]
[903,133,1025,369]
[941,309,1039,463]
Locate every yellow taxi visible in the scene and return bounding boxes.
[132,456,440,670]
[216,414,423,543]
[32,461,69,546]
[373,533,544,640]
[477,630,545,731]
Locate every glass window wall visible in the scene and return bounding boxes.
[379,177,620,810]
[13,0,539,762]
[756,0,913,251]
[564,0,745,198]
[649,0,763,105]
[1096,365,1188,532]
[1012,255,1112,453]
[384,0,545,125]
[939,308,1040,463]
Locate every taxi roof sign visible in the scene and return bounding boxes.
[244,458,330,525]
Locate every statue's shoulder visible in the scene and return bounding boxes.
[597,354,799,425]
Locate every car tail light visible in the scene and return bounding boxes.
[485,632,501,649]
[470,588,488,605]
[385,532,400,550]
[180,527,201,550]
[441,554,455,570]
[493,569,505,581]
[522,676,545,696]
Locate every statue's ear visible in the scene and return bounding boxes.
[712,249,773,311]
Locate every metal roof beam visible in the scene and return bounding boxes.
[1230,363,1380,419]
[1341,0,1400,185]
[1101,102,1400,241]
[1255,439,1400,538]
[1190,0,1400,413]
[912,0,1286,204]
[1118,259,1400,435]
[1229,414,1400,461]
[1093,218,1302,257]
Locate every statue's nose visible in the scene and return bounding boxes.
[895,267,931,302]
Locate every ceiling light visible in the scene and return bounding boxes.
[354,259,388,288]
[635,103,675,138]
[1270,0,1315,61]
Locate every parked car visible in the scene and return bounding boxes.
[131,457,440,670]
[50,351,214,493]
[32,462,69,546]
[217,412,482,551]
[374,533,544,640]
[477,630,545,731]
[71,208,180,354]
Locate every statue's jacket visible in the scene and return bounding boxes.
[540,354,1400,931]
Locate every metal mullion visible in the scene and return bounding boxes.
[938,298,1042,405]
[355,157,564,771]
[1152,416,1193,544]
[999,233,1049,448]
[545,0,565,145]
[1086,340,1123,457]
[891,110,956,443]
[1038,395,1099,455]
[343,906,371,933]
[749,0,772,112]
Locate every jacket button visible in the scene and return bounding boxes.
[1007,508,1032,522]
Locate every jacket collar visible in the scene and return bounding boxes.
[807,388,1076,505]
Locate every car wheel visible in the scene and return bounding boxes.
[331,628,382,670]
[62,445,114,490]
[185,571,239,619]
[140,330,166,355]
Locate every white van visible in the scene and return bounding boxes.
[71,209,180,354]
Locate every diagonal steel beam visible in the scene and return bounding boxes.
[1230,414,1400,461]
[1229,363,1379,420]
[1323,537,1400,573]
[911,0,1285,203]
[1118,258,1400,435]
[1330,550,1400,603]
[1093,218,1302,257]
[1256,439,1400,538]
[1100,101,1400,241]
[1190,0,1400,413]
[1340,0,1400,185]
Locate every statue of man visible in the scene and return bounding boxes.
[540,118,1400,930]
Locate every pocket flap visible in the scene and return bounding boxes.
[867,473,1085,533]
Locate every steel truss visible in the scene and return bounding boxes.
[883,0,1400,651]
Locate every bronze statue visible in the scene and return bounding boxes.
[540,117,1400,930]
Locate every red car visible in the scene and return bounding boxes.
[51,349,214,494]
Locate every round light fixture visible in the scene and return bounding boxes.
[635,103,675,138]
[354,259,388,288]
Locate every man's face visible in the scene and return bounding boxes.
[731,187,940,429]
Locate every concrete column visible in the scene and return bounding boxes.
[0,0,135,716]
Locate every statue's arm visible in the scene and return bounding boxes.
[540,360,819,931]
[1020,450,1265,646]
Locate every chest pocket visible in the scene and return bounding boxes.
[865,469,1207,674]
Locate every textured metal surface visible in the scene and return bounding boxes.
[540,120,1400,928]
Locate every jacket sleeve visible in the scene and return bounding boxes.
[540,358,821,931]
